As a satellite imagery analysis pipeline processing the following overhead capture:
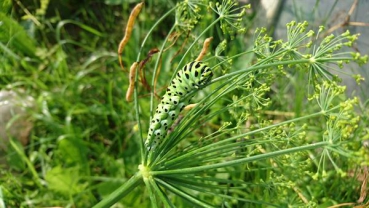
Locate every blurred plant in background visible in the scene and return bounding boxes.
[0,0,368,207]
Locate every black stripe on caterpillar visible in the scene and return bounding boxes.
[145,61,213,151]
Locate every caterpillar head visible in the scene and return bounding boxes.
[198,67,213,87]
[190,61,213,88]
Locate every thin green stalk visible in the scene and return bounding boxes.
[136,5,178,62]
[0,42,20,60]
[0,186,5,208]
[152,141,329,176]
[161,176,277,207]
[134,5,179,164]
[316,57,355,62]
[155,178,215,208]
[149,24,176,116]
[149,179,175,208]
[211,59,310,83]
[92,172,143,208]
[56,20,103,44]
[9,139,42,188]
[211,46,355,85]
[144,24,177,165]
[163,107,337,167]
[144,178,159,208]
[170,17,222,80]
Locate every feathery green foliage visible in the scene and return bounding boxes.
[1,0,368,207]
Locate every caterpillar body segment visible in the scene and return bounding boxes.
[145,61,213,151]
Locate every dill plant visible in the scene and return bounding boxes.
[94,1,367,207]
[1,0,367,207]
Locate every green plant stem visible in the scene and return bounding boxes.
[212,59,308,83]
[134,5,178,164]
[135,6,178,62]
[56,20,103,44]
[0,42,20,60]
[155,178,215,208]
[145,24,177,165]
[211,49,355,84]
[149,24,176,115]
[316,57,354,62]
[152,141,329,176]
[149,179,174,207]
[163,107,337,167]
[9,139,43,188]
[144,178,159,208]
[170,17,222,80]
[92,172,143,208]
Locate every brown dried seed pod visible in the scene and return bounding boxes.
[195,37,213,61]
[118,2,144,71]
[126,62,138,102]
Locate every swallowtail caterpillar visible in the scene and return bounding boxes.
[145,61,213,151]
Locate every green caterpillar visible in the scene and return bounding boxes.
[145,61,213,151]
